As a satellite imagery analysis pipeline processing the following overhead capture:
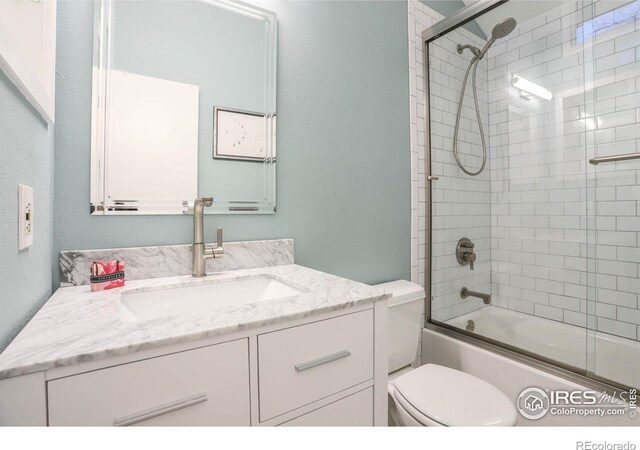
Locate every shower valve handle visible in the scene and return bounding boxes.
[464,252,477,270]
[456,238,477,271]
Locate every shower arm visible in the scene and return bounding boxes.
[457,36,496,61]
[457,44,481,57]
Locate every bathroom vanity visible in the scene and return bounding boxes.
[0,246,389,426]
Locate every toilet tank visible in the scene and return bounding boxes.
[375,280,425,373]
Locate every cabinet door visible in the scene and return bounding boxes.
[280,388,373,426]
[258,310,374,421]
[0,372,46,425]
[48,339,250,426]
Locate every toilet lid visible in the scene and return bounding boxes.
[394,364,518,426]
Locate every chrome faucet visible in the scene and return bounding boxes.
[183,197,224,277]
[456,237,477,270]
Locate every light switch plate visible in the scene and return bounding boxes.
[18,184,34,250]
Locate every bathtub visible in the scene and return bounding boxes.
[445,306,640,389]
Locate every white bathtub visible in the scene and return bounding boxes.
[446,307,640,389]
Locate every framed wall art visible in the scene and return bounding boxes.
[213,107,268,161]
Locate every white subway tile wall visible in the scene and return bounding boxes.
[409,0,490,326]
[487,0,640,341]
[409,0,640,342]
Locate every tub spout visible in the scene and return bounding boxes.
[460,287,491,305]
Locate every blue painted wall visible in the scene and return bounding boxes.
[54,0,410,287]
[0,72,54,352]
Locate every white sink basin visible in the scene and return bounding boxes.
[120,275,307,321]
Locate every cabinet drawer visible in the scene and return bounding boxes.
[258,310,373,421]
[280,388,373,426]
[48,339,250,426]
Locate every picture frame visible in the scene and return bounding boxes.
[213,106,268,162]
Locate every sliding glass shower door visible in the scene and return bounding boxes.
[583,0,640,389]
[424,0,640,389]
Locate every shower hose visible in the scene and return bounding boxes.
[453,55,487,177]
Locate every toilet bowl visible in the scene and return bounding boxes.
[376,280,518,427]
[389,364,518,426]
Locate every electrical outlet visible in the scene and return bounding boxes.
[18,184,33,250]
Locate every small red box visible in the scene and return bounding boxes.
[90,260,125,292]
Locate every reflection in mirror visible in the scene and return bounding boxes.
[90,0,277,215]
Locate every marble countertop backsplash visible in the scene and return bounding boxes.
[0,262,388,380]
[59,239,294,287]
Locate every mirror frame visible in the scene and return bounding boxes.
[90,0,277,215]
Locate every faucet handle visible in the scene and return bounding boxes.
[212,227,224,258]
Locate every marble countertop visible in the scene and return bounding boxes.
[0,264,389,380]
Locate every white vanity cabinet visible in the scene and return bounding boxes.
[258,310,373,421]
[47,339,251,426]
[0,303,387,426]
[280,388,374,426]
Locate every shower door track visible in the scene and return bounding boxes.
[420,0,634,395]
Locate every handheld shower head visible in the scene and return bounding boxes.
[492,17,517,39]
[453,17,518,177]
[477,17,517,59]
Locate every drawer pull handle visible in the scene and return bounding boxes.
[294,350,352,372]
[114,392,208,426]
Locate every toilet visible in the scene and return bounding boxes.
[376,280,518,427]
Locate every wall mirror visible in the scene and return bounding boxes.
[90,0,277,215]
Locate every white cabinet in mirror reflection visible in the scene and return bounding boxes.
[104,70,199,213]
[0,0,56,124]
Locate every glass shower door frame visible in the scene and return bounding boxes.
[420,0,634,394]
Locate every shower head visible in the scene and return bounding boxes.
[491,18,517,39]
[476,17,517,59]
[453,17,518,177]
[457,18,518,60]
